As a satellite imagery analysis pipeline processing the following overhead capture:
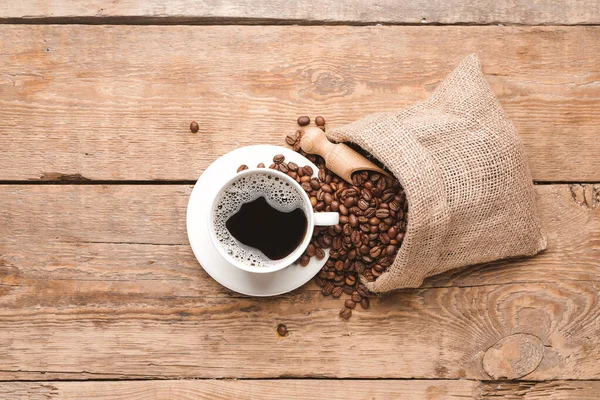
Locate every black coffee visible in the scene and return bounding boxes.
[226,196,307,260]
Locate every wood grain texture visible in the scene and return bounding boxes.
[1,0,599,24]
[0,380,479,400]
[0,184,598,380]
[481,380,600,399]
[0,26,599,182]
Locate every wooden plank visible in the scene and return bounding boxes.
[1,184,597,292]
[0,184,599,380]
[0,25,598,182]
[1,0,599,25]
[2,379,599,399]
[481,380,600,399]
[0,380,480,400]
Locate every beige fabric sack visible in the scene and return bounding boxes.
[328,54,547,293]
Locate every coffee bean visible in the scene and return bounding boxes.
[351,231,361,245]
[285,135,296,146]
[379,257,391,267]
[307,244,316,257]
[339,215,349,224]
[279,163,289,173]
[315,202,325,211]
[376,209,390,218]
[326,271,336,279]
[344,197,357,208]
[285,162,297,171]
[345,299,356,309]
[315,116,326,126]
[316,277,325,287]
[369,172,381,181]
[369,246,382,258]
[277,323,288,336]
[342,285,355,295]
[382,193,394,203]
[316,248,325,259]
[358,199,369,210]
[348,249,357,260]
[332,237,342,250]
[369,217,381,226]
[257,163,265,168]
[397,232,405,241]
[364,207,376,218]
[273,154,285,164]
[380,233,390,244]
[324,193,333,204]
[269,163,277,169]
[384,217,394,225]
[386,245,397,256]
[358,216,369,224]
[331,201,340,212]
[339,307,352,319]
[333,224,343,234]
[351,292,362,302]
[310,178,321,190]
[372,268,381,277]
[359,224,370,233]
[310,197,318,207]
[237,164,248,172]
[304,165,314,176]
[322,282,334,295]
[332,286,343,298]
[339,204,349,216]
[390,200,401,211]
[354,261,365,273]
[316,189,325,201]
[361,188,373,201]
[359,244,369,255]
[360,297,370,309]
[301,182,312,192]
[322,184,333,193]
[300,255,310,266]
[373,264,384,272]
[343,224,353,236]
[346,275,356,286]
[335,260,344,271]
[297,116,310,126]
[379,222,389,232]
[349,214,358,227]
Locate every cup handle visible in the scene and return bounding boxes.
[313,212,339,226]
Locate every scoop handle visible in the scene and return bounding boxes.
[300,127,389,183]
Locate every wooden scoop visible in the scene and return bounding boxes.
[300,127,391,184]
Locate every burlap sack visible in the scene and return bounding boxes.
[328,54,547,293]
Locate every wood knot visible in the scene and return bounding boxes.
[570,184,600,209]
[482,333,544,379]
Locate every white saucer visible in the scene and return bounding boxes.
[186,145,328,296]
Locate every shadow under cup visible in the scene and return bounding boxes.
[209,169,333,274]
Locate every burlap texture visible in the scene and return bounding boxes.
[328,54,546,293]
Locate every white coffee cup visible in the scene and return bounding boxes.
[209,168,339,274]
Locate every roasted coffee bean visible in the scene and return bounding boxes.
[310,197,318,207]
[269,163,277,169]
[359,224,370,233]
[354,261,365,273]
[237,164,248,172]
[369,217,381,226]
[364,207,376,218]
[301,182,312,192]
[364,269,375,282]
[326,271,336,279]
[333,224,343,234]
[339,215,349,224]
[321,184,333,193]
[384,217,395,225]
[345,299,356,309]
[339,204,349,216]
[297,116,310,126]
[316,189,325,201]
[315,202,325,211]
[279,163,289,173]
[304,165,314,176]
[339,307,352,319]
[273,154,285,164]
[285,135,296,146]
[331,201,340,212]
[397,232,405,241]
[190,121,200,133]
[358,216,369,224]
[360,297,370,309]
[390,200,401,211]
[385,245,397,256]
[318,169,326,181]
[300,255,310,266]
[351,231,361,245]
[373,264,385,272]
[369,246,382,258]
[315,277,325,287]
[380,233,390,244]
[342,285,355,295]
[351,292,362,302]
[382,192,394,203]
[349,214,358,227]
[362,255,373,263]
[327,226,336,236]
[369,172,381,181]
[358,199,369,210]
[343,224,353,236]
[361,188,373,201]
[345,275,357,286]
[380,203,389,209]
[293,141,301,152]
[379,257,392,267]
[372,268,381,277]
[359,244,370,255]
[322,282,334,296]
[310,178,320,190]
[318,270,327,279]
[357,285,370,298]
[332,286,343,298]
[329,250,340,258]
[315,248,326,259]
[315,116,326,126]
[332,237,342,250]
[277,323,288,336]
[344,197,357,208]
[335,260,344,271]
[348,249,357,260]
[306,244,316,257]
[350,206,362,215]
[285,162,297,171]
[377,177,387,191]
[324,193,333,204]
[376,209,390,218]
[257,163,266,168]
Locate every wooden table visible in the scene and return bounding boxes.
[0,2,599,399]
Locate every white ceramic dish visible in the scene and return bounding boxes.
[186,145,329,296]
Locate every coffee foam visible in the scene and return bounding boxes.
[212,171,308,267]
